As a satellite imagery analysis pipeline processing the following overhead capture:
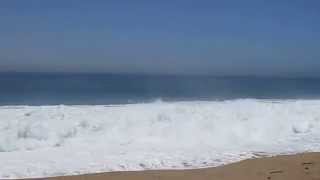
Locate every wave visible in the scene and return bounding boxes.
[1,99,320,178]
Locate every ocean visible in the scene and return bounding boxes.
[1,72,320,178]
[1,72,320,105]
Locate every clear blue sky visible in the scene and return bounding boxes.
[0,0,319,76]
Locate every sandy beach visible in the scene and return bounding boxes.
[18,152,318,180]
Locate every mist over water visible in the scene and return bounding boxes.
[1,72,320,105]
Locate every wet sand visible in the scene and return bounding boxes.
[22,152,320,180]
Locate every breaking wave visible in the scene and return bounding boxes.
[1,99,320,178]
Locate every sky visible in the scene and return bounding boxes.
[0,0,320,77]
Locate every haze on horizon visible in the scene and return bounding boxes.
[0,1,319,77]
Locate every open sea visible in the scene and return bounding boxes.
[1,72,320,105]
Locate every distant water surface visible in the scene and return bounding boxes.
[1,73,320,105]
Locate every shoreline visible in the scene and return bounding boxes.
[17,152,320,180]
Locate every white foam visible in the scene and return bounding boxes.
[1,99,320,178]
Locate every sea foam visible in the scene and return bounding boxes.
[1,99,320,178]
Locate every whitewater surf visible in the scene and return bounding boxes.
[1,99,320,178]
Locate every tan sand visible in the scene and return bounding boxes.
[22,152,320,180]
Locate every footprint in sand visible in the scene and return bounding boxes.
[302,161,320,179]
[266,170,284,180]
[302,162,314,172]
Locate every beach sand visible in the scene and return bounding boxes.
[21,152,320,180]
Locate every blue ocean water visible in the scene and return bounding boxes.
[1,73,320,105]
